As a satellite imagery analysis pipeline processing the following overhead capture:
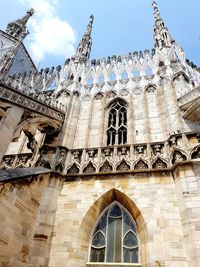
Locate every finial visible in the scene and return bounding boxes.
[152,1,174,50]
[27,8,35,16]
[6,8,34,41]
[71,14,94,64]
[152,1,161,21]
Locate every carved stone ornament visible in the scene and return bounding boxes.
[73,151,81,161]
[0,85,64,122]
[3,155,14,166]
[103,148,111,157]
[153,144,162,155]
[100,161,112,172]
[83,162,96,174]
[67,163,79,174]
[172,151,186,164]
[58,149,66,163]
[16,155,30,167]
[136,146,145,155]
[82,94,91,102]
[94,92,104,100]
[88,149,96,158]
[152,159,167,169]
[169,136,177,146]
[191,147,200,159]
[146,86,156,93]
[134,160,148,170]
[121,147,127,155]
[106,90,116,99]
[119,89,129,96]
[117,161,130,171]
[133,88,142,95]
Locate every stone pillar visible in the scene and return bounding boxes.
[162,79,183,134]
[62,93,80,148]
[129,93,134,144]
[0,105,24,161]
[144,94,150,143]
[28,176,64,267]
[174,163,200,266]
[85,97,94,148]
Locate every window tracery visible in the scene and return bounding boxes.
[90,202,139,263]
[107,101,127,146]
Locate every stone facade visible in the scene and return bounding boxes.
[0,1,200,267]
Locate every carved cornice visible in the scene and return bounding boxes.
[0,82,65,121]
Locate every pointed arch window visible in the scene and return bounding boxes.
[90,202,139,263]
[107,101,127,146]
[133,69,140,78]
[121,71,128,80]
[98,74,105,83]
[110,72,116,81]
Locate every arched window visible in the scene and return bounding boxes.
[90,202,139,263]
[107,101,127,146]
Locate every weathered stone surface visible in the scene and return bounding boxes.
[0,167,52,182]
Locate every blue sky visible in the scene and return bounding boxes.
[0,0,199,68]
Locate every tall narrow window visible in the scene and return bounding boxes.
[90,202,139,263]
[107,101,127,145]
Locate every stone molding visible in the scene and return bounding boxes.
[0,82,65,121]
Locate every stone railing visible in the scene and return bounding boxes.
[0,82,66,121]
[3,133,200,176]
[64,133,200,176]
[0,153,33,170]
[178,86,200,108]
[34,133,200,176]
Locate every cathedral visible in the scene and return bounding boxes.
[0,1,200,267]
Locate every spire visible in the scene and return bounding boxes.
[152,1,174,50]
[72,15,94,64]
[6,8,34,41]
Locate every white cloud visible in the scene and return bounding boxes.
[19,0,76,63]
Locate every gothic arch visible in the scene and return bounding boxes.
[105,97,128,110]
[77,189,147,265]
[36,159,51,169]
[55,162,64,173]
[105,90,116,99]
[67,163,80,174]
[99,160,113,173]
[134,158,149,170]
[145,84,157,94]
[191,145,200,159]
[119,88,129,96]
[94,92,104,100]
[55,88,71,98]
[106,99,128,146]
[13,116,61,142]
[172,71,190,83]
[116,159,131,172]
[152,157,168,169]
[171,149,187,165]
[72,90,80,96]
[83,161,96,174]
[132,87,143,95]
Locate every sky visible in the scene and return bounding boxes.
[0,0,199,69]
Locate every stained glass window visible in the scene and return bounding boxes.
[90,202,139,263]
[107,101,127,146]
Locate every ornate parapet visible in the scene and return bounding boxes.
[36,145,68,172]
[0,82,65,121]
[63,132,200,176]
[2,132,200,178]
[178,86,200,121]
[0,153,32,170]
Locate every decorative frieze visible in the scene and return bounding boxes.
[0,83,65,121]
[0,153,32,169]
